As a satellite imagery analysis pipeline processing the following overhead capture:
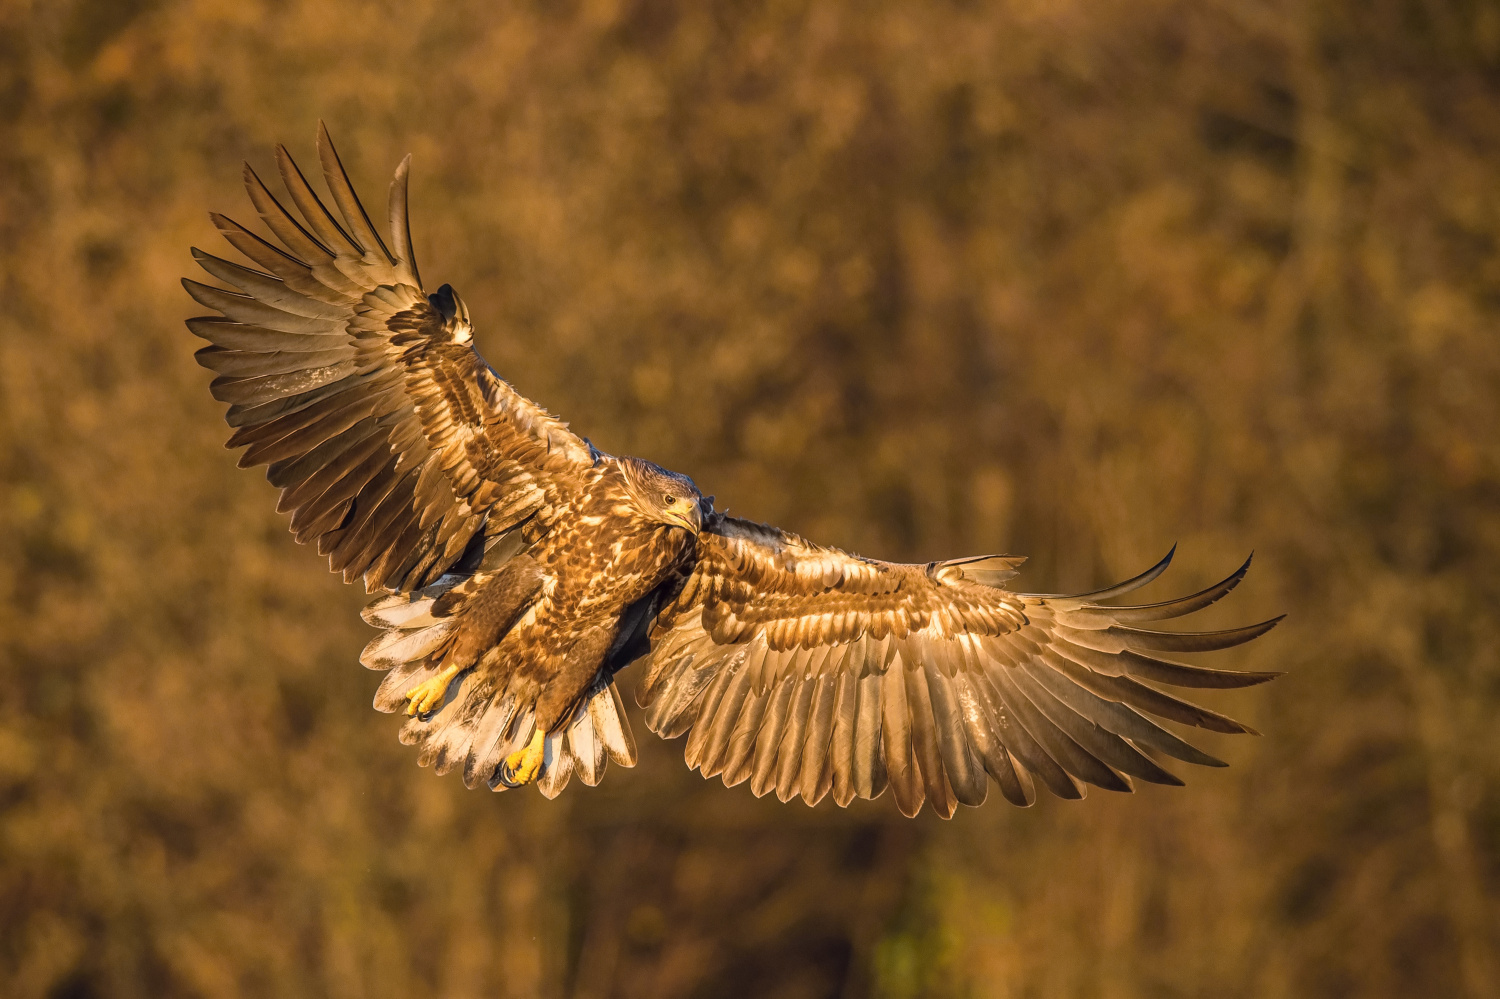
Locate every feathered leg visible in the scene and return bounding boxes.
[495,623,617,788]
[396,555,543,717]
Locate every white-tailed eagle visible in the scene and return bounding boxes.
[184,126,1280,818]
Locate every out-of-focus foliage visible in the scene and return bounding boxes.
[1,0,1497,995]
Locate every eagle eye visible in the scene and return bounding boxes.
[663,494,677,506]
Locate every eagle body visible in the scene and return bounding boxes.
[475,457,701,732]
[184,126,1281,816]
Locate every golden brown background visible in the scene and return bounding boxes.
[3,1,1498,996]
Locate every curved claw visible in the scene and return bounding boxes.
[497,729,546,787]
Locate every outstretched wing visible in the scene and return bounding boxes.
[637,516,1280,818]
[185,123,593,593]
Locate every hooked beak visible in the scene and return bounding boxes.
[678,499,703,535]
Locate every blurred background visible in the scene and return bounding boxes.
[2,1,1498,996]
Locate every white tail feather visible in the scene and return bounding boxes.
[538,730,572,799]
[568,706,605,786]
[361,592,440,629]
[360,619,453,669]
[426,672,486,775]
[463,694,518,789]
[591,682,638,766]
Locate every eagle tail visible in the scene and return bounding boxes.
[360,583,637,795]
[533,680,638,798]
[513,680,635,798]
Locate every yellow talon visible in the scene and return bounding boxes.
[404,663,462,716]
[500,729,547,787]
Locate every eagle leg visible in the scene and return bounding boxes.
[405,662,464,716]
[498,728,547,787]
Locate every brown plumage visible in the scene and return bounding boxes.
[185,126,1281,814]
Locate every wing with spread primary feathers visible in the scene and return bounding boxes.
[637,516,1281,818]
[185,123,593,593]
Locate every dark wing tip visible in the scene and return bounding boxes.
[1115,615,1284,654]
[1086,552,1264,624]
[429,283,458,321]
[1067,545,1177,602]
[180,277,219,303]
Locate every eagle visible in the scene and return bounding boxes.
[183,126,1280,819]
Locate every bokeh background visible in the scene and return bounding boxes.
[3,1,1498,996]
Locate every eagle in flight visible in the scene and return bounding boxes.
[184,126,1280,819]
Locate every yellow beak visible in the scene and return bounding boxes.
[675,501,703,535]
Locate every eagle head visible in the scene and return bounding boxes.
[619,457,704,535]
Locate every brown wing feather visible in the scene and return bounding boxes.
[185,125,592,592]
[639,515,1280,818]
